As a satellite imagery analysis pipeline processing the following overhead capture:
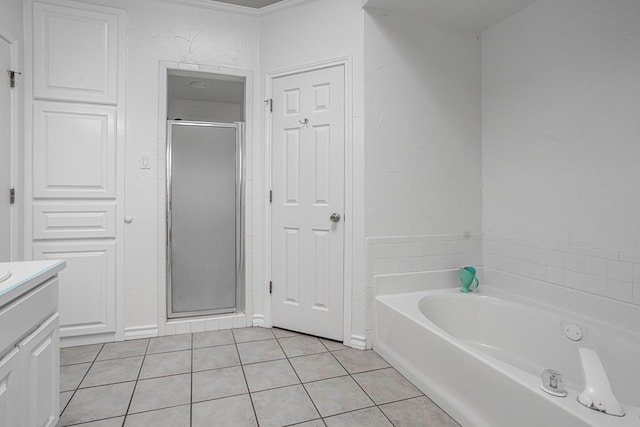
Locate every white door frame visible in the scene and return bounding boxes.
[264,56,354,345]
[156,61,255,337]
[0,24,20,261]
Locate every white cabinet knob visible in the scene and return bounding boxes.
[124,215,134,224]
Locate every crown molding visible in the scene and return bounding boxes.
[155,0,259,15]
[258,0,318,16]
[154,0,316,16]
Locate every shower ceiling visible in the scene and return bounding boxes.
[207,0,285,8]
[168,74,245,104]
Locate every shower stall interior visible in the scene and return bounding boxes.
[167,120,244,318]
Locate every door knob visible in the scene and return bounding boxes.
[330,213,341,223]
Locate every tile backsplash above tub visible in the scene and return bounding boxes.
[367,233,483,277]
[364,233,483,343]
[484,235,640,307]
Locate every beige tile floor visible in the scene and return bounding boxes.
[58,327,460,427]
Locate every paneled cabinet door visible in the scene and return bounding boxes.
[34,241,116,337]
[0,347,23,427]
[19,314,60,427]
[33,102,117,199]
[33,2,120,104]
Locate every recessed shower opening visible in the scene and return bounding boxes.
[166,69,246,319]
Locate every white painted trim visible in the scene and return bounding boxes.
[0,24,20,262]
[252,314,265,326]
[258,0,319,16]
[154,0,316,16]
[264,56,355,346]
[349,334,366,350]
[60,333,115,348]
[22,0,33,261]
[156,62,170,337]
[156,60,255,337]
[155,0,259,16]
[114,6,127,343]
[262,71,273,329]
[124,325,159,340]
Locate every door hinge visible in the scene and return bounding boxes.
[8,70,21,88]
[269,281,273,294]
[265,98,273,113]
[269,190,272,203]
[9,188,15,205]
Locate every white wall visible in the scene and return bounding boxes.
[482,0,640,304]
[364,10,483,238]
[73,0,260,332]
[362,10,483,344]
[168,99,243,122]
[483,0,640,254]
[1,0,23,260]
[259,0,367,344]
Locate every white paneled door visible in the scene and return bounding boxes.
[29,1,125,342]
[271,65,345,341]
[0,36,11,261]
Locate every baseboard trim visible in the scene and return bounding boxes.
[252,314,265,327]
[60,333,115,348]
[349,334,366,350]
[124,325,159,340]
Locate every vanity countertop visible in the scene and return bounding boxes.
[0,260,66,307]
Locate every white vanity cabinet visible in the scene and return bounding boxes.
[0,347,22,427]
[0,260,65,427]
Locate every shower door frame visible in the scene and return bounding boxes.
[166,120,245,319]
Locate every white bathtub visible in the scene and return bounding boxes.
[374,269,640,427]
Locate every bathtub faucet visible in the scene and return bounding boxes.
[577,348,625,417]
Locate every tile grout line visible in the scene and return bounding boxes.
[121,338,151,426]
[59,343,105,425]
[314,394,434,425]
[325,348,455,426]
[282,418,326,427]
[59,329,455,427]
[234,329,262,426]
[61,347,150,426]
[275,337,324,423]
[324,346,398,425]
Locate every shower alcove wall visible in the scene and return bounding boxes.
[157,63,254,332]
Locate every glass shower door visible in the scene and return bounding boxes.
[167,121,244,318]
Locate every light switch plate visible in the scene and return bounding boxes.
[141,153,151,169]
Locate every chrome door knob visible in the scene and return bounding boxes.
[330,213,341,223]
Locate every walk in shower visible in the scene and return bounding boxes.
[167,121,244,318]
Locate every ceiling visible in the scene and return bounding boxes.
[168,73,245,104]
[206,0,285,8]
[362,0,539,32]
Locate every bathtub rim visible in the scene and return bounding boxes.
[374,267,640,340]
[373,268,640,427]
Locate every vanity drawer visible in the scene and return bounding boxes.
[0,278,58,353]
